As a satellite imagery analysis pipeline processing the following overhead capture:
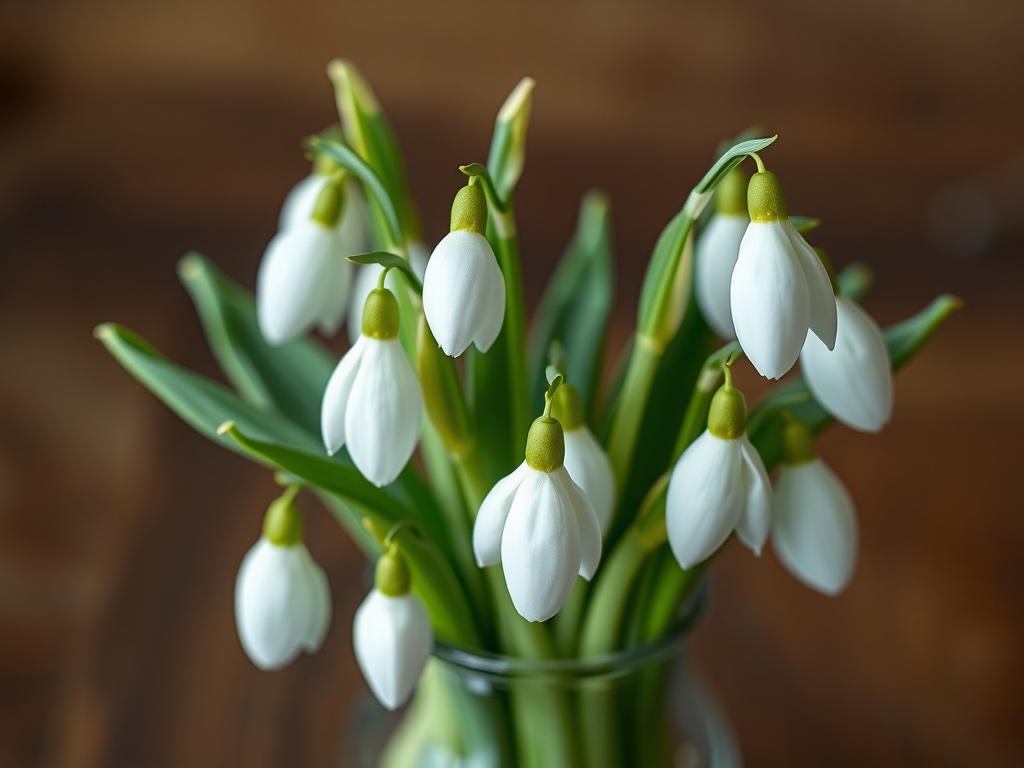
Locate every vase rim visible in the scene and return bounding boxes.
[431,578,707,679]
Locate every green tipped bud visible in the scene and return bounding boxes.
[550,382,585,432]
[813,247,840,297]
[375,545,411,597]
[715,166,748,217]
[491,77,535,198]
[312,176,346,228]
[747,171,789,223]
[450,184,487,235]
[525,416,565,473]
[780,418,817,465]
[707,379,747,440]
[263,490,303,547]
[361,287,400,339]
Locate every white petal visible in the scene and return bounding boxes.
[771,459,858,595]
[321,337,367,455]
[345,338,423,487]
[695,214,747,340]
[353,590,434,710]
[500,469,581,622]
[256,221,335,345]
[734,435,773,555]
[562,428,615,535]
[422,231,503,357]
[279,174,324,230]
[235,539,321,670]
[730,220,810,379]
[554,466,602,580]
[665,431,744,569]
[800,296,893,432]
[473,462,529,567]
[300,552,332,652]
[315,250,354,336]
[784,221,837,350]
[472,253,507,353]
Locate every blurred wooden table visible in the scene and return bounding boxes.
[1,0,1022,765]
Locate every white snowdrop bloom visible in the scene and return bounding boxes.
[257,177,356,344]
[552,382,615,535]
[800,294,893,432]
[666,372,772,569]
[354,547,433,710]
[473,409,602,623]
[770,420,858,595]
[695,168,748,340]
[235,492,331,671]
[730,171,837,379]
[422,184,506,357]
[321,286,422,487]
[348,241,428,345]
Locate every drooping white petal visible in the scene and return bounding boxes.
[422,230,505,357]
[472,253,507,353]
[353,590,434,711]
[554,466,602,580]
[730,220,811,379]
[301,556,332,653]
[473,462,529,567]
[321,337,367,455]
[666,431,744,569]
[347,243,429,345]
[562,428,615,535]
[734,436,773,555]
[695,214,748,340]
[800,295,893,432]
[315,253,353,336]
[235,539,329,670]
[344,338,423,487]
[772,458,858,595]
[279,174,324,231]
[500,469,581,622]
[256,221,335,346]
[784,221,837,350]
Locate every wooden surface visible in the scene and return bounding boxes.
[1,0,1022,765]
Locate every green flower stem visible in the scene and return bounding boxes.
[493,224,531,458]
[552,581,588,656]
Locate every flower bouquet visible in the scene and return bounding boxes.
[98,61,957,766]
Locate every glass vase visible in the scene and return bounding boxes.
[341,585,740,767]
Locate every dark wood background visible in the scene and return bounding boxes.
[1,0,1022,765]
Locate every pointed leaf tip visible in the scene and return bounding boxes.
[216,420,237,437]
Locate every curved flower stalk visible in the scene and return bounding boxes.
[473,376,602,622]
[235,489,331,670]
[551,379,615,535]
[695,167,748,340]
[347,241,428,344]
[354,541,433,710]
[771,418,858,594]
[422,183,506,357]
[801,287,893,432]
[257,173,356,344]
[321,280,423,486]
[730,166,837,379]
[666,365,772,568]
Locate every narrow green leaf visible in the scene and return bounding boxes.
[837,263,873,302]
[347,251,423,294]
[486,77,535,205]
[529,192,615,416]
[178,253,333,434]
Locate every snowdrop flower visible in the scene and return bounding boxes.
[800,288,893,432]
[347,241,428,345]
[354,544,433,710]
[235,489,331,670]
[279,155,369,243]
[730,168,837,379]
[666,366,772,568]
[422,183,506,357]
[551,380,615,534]
[321,282,423,486]
[695,167,748,340]
[257,174,356,344]
[771,419,858,595]
[473,379,602,622]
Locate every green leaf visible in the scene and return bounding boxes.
[749,294,961,468]
[347,251,423,294]
[791,215,821,234]
[178,253,333,434]
[837,262,873,302]
[528,192,615,417]
[96,322,323,454]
